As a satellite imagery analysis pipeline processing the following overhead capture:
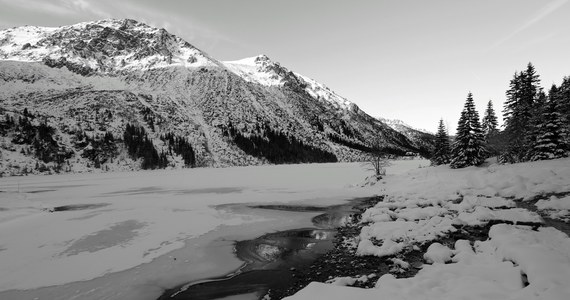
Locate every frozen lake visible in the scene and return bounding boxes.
[0,160,428,300]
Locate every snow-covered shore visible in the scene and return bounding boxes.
[285,158,570,300]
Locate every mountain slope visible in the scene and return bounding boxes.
[0,19,433,176]
[378,117,435,155]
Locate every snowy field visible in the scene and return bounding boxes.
[286,158,570,300]
[0,160,428,300]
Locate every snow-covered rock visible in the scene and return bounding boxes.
[286,158,570,300]
[424,242,453,264]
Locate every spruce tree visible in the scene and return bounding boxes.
[431,119,451,165]
[481,100,498,139]
[450,92,486,168]
[529,85,568,161]
[502,63,542,162]
[558,77,570,143]
[525,90,547,160]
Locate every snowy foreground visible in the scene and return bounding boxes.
[0,161,426,300]
[285,158,570,300]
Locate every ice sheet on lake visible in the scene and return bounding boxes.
[1,161,416,298]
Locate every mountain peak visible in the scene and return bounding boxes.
[378,117,432,134]
[223,54,273,67]
[223,54,354,109]
[72,18,164,34]
[73,18,140,29]
[102,18,140,29]
[254,54,271,62]
[223,54,286,86]
[0,19,220,73]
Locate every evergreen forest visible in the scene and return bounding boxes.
[431,63,569,168]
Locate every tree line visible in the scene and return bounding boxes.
[431,63,569,168]
[123,124,168,169]
[3,109,73,171]
[160,132,196,167]
[225,122,338,164]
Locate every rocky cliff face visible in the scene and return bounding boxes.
[0,19,433,176]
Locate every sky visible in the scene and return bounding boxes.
[1,0,569,132]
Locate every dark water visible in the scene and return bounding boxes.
[516,198,570,236]
[49,203,110,212]
[158,198,368,300]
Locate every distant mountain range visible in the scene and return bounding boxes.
[0,19,433,175]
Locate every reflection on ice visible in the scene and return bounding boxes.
[311,230,330,240]
[161,227,337,300]
[235,228,335,267]
[255,244,282,261]
[160,197,376,300]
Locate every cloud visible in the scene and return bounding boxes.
[103,0,251,53]
[0,0,75,16]
[0,0,112,22]
[59,0,112,18]
[486,0,568,51]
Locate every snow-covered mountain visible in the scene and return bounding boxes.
[0,19,433,175]
[378,118,430,134]
[0,19,220,72]
[223,55,353,110]
[378,117,435,155]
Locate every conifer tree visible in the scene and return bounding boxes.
[481,100,498,139]
[431,119,451,165]
[502,63,542,162]
[529,85,568,161]
[525,90,547,160]
[450,92,486,168]
[557,76,570,139]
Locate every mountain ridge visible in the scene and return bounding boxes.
[0,19,433,176]
[378,117,433,134]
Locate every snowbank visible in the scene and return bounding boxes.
[423,242,453,264]
[535,195,570,221]
[536,195,570,211]
[286,158,570,300]
[287,225,570,300]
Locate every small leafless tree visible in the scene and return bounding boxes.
[365,134,391,180]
